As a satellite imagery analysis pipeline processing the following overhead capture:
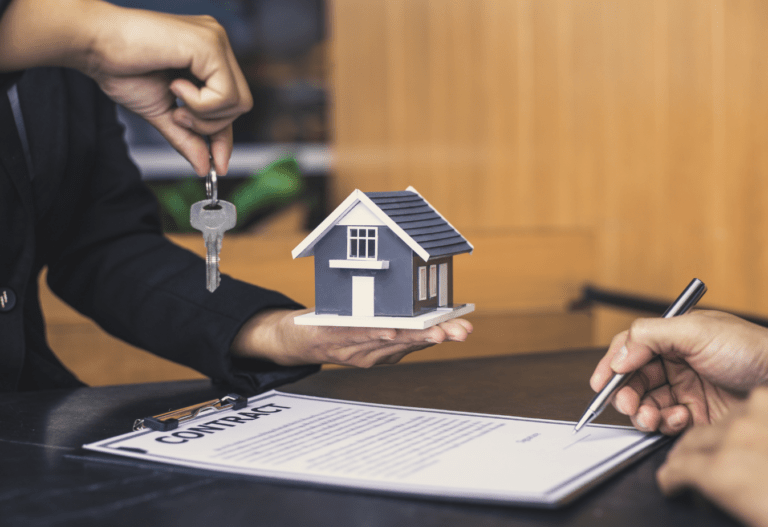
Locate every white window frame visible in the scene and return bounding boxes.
[418,266,427,300]
[347,226,378,260]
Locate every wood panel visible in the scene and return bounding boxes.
[329,0,768,343]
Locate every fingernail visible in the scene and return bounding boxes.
[379,335,394,341]
[668,413,682,428]
[636,414,648,430]
[610,346,628,370]
[178,116,193,128]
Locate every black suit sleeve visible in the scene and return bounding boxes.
[42,71,317,394]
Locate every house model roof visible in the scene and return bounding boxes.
[292,186,473,262]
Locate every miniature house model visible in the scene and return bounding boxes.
[291,187,474,329]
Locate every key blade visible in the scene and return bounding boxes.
[190,199,237,293]
[204,239,218,292]
[207,253,220,292]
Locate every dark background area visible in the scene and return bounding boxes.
[112,0,330,233]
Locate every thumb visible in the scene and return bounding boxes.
[611,315,698,373]
[208,125,233,176]
[145,112,210,176]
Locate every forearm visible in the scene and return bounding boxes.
[0,0,110,72]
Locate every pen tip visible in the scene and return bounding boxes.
[573,412,593,434]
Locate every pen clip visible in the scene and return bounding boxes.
[133,393,247,432]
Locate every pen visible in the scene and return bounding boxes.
[573,278,707,434]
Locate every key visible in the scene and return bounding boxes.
[190,199,237,292]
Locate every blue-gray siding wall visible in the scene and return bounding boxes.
[313,225,415,316]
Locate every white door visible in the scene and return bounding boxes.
[352,276,375,317]
[438,263,449,307]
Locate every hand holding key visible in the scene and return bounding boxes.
[190,166,236,292]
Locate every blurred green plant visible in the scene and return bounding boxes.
[153,156,305,232]
[230,157,305,226]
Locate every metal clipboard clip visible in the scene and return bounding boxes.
[133,393,247,432]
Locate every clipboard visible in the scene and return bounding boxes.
[86,390,667,508]
[133,393,247,432]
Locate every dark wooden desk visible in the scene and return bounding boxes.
[0,349,743,527]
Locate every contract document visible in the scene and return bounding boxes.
[83,391,666,507]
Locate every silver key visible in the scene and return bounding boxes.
[190,199,237,292]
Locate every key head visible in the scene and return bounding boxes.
[190,200,237,234]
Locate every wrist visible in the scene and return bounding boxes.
[231,309,296,366]
[73,0,130,77]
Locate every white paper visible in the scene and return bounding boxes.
[83,391,665,507]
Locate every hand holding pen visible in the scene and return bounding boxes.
[575,279,708,434]
[579,287,768,527]
[579,279,768,435]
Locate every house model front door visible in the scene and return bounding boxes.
[352,276,375,317]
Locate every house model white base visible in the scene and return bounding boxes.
[293,303,475,330]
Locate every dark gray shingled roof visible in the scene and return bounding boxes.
[366,190,473,258]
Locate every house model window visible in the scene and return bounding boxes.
[348,227,377,259]
[418,266,428,300]
[429,264,437,298]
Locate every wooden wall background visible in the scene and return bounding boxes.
[329,0,768,342]
[42,0,768,385]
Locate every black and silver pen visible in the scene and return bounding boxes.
[573,278,707,434]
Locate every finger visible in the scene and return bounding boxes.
[304,321,394,345]
[612,360,668,415]
[610,315,706,374]
[318,340,398,367]
[333,326,398,347]
[658,405,692,435]
[666,369,713,425]
[658,447,767,526]
[171,48,236,112]
[402,326,447,345]
[327,341,430,368]
[718,414,768,451]
[436,319,471,342]
[209,126,233,175]
[632,386,692,434]
[460,318,474,333]
[590,331,629,391]
[171,106,238,137]
[176,54,252,117]
[641,382,677,411]
[656,449,711,496]
[170,109,233,175]
[311,326,405,358]
[364,343,431,367]
[667,423,727,457]
[145,112,209,176]
[630,403,663,432]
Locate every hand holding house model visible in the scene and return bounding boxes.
[292,187,474,329]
